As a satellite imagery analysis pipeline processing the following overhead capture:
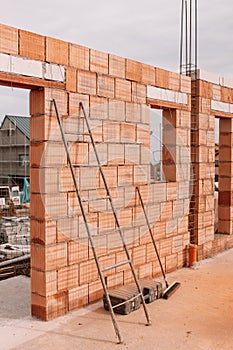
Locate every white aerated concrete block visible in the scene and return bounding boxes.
[222,77,233,89]
[211,100,231,113]
[0,52,66,82]
[147,85,188,105]
[12,56,43,78]
[44,63,65,82]
[0,53,12,72]
[191,69,221,85]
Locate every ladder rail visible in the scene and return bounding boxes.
[135,186,169,289]
[79,102,151,326]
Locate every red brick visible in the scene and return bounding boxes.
[30,167,58,194]
[125,144,140,164]
[31,291,68,320]
[126,59,142,82]
[30,218,57,245]
[118,207,133,227]
[30,142,45,168]
[58,264,79,291]
[99,254,116,276]
[168,72,180,91]
[90,49,108,74]
[69,92,89,116]
[99,166,118,188]
[98,211,116,232]
[139,262,153,279]
[106,272,124,289]
[19,30,45,61]
[132,82,146,103]
[108,143,124,165]
[166,253,178,272]
[79,259,98,284]
[132,245,146,266]
[68,284,88,310]
[30,193,46,220]
[88,280,103,303]
[68,240,89,265]
[109,54,125,78]
[136,124,150,146]
[31,269,57,297]
[56,215,80,242]
[118,165,133,186]
[108,99,125,121]
[77,70,97,95]
[141,63,155,85]
[180,75,191,93]
[159,238,172,257]
[69,43,89,70]
[155,67,169,89]
[66,67,77,92]
[126,102,141,123]
[115,78,131,101]
[103,121,120,142]
[45,243,68,271]
[46,37,69,65]
[90,95,108,119]
[0,23,18,55]
[134,165,149,185]
[79,166,99,190]
[121,123,136,143]
[40,142,66,167]
[97,75,114,98]
[212,84,221,100]
[69,142,89,166]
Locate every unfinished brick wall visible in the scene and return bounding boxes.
[2,23,232,321]
[191,71,233,259]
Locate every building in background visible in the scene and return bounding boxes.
[0,115,30,189]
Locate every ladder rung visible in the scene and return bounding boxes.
[82,196,110,203]
[101,260,131,273]
[112,293,143,309]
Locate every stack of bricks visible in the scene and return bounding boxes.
[0,22,191,321]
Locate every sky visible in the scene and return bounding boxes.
[0,0,233,123]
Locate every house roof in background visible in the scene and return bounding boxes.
[1,115,30,139]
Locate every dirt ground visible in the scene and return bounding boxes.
[0,248,233,350]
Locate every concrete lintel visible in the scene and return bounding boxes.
[211,100,232,114]
[147,85,188,105]
[0,53,65,83]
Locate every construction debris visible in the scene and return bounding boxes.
[0,216,30,261]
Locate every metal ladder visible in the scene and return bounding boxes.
[53,99,151,344]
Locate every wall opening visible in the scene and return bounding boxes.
[150,109,162,181]
[0,85,30,277]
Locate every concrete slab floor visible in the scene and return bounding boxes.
[0,248,233,350]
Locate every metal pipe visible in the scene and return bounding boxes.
[0,254,30,268]
[180,0,185,74]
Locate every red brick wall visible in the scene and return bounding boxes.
[4,23,233,321]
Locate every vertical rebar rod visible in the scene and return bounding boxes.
[189,0,192,75]
[195,0,198,77]
[180,0,185,74]
[185,0,188,75]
